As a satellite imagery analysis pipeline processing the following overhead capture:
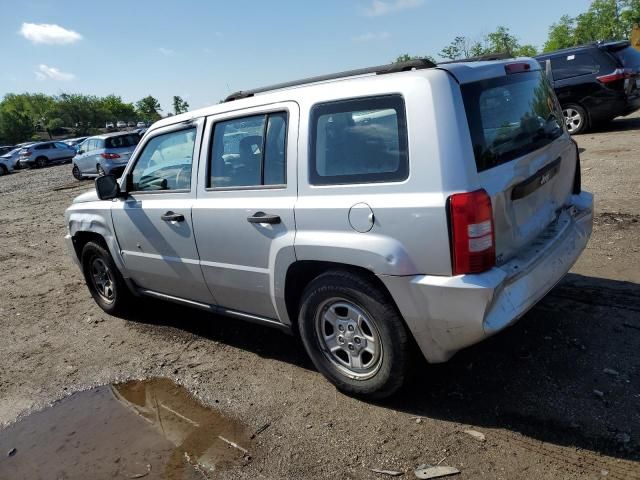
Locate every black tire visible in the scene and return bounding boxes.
[563,104,589,135]
[81,241,133,315]
[72,164,83,180]
[0,165,8,176]
[35,156,47,168]
[298,270,410,398]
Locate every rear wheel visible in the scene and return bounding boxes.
[298,270,410,398]
[0,165,8,176]
[81,241,133,315]
[563,104,588,135]
[35,156,47,168]
[72,164,83,180]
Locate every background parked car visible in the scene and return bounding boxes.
[127,121,135,127]
[0,145,14,156]
[18,141,77,169]
[116,120,127,129]
[106,122,115,130]
[72,132,141,179]
[64,137,89,150]
[0,147,27,170]
[0,155,13,175]
[136,121,146,128]
[537,40,640,134]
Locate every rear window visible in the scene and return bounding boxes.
[461,70,564,172]
[106,134,140,149]
[608,46,640,68]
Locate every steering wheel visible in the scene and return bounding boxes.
[175,165,190,189]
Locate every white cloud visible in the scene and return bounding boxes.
[353,32,391,42]
[19,22,82,45]
[158,47,175,56]
[363,0,424,16]
[35,64,75,81]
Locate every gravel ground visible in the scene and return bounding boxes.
[0,114,639,479]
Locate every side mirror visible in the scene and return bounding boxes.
[77,149,84,155]
[95,174,122,200]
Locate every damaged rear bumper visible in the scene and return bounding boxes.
[379,192,594,363]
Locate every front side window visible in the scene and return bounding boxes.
[209,112,287,188]
[130,128,196,192]
[309,95,408,185]
[461,70,564,172]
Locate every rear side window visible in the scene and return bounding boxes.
[609,46,640,68]
[309,95,408,185]
[461,70,564,172]
[106,134,140,149]
[550,53,599,80]
[209,112,287,188]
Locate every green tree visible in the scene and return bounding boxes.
[439,36,480,60]
[394,53,436,63]
[544,15,577,52]
[0,108,34,144]
[98,95,136,122]
[172,95,189,115]
[136,96,162,122]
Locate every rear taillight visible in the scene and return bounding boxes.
[100,153,120,159]
[597,68,632,84]
[449,189,496,275]
[22,151,32,156]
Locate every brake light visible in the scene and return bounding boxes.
[505,62,531,74]
[449,189,495,275]
[22,151,32,156]
[597,68,631,83]
[100,153,121,159]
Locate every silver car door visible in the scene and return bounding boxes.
[110,118,214,303]
[193,103,298,319]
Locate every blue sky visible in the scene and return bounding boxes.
[0,0,593,113]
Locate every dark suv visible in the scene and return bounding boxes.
[536,41,640,134]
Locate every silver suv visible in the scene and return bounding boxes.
[65,58,593,397]
[19,141,76,168]
[72,132,140,179]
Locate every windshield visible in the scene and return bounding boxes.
[461,70,564,172]
[106,134,140,149]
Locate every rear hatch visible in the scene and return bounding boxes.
[600,41,640,99]
[105,134,140,163]
[445,60,577,264]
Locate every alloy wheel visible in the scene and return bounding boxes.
[314,298,383,380]
[89,257,115,303]
[563,108,583,134]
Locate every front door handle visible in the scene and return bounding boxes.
[161,211,185,222]
[247,212,281,224]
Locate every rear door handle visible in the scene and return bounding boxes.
[161,211,185,222]
[247,212,281,224]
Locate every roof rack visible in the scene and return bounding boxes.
[224,58,436,102]
[437,52,513,65]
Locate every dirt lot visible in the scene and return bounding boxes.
[1,114,639,479]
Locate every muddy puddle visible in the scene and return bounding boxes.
[0,378,253,479]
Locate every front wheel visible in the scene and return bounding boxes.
[72,164,83,180]
[81,241,133,315]
[563,104,588,135]
[298,270,410,398]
